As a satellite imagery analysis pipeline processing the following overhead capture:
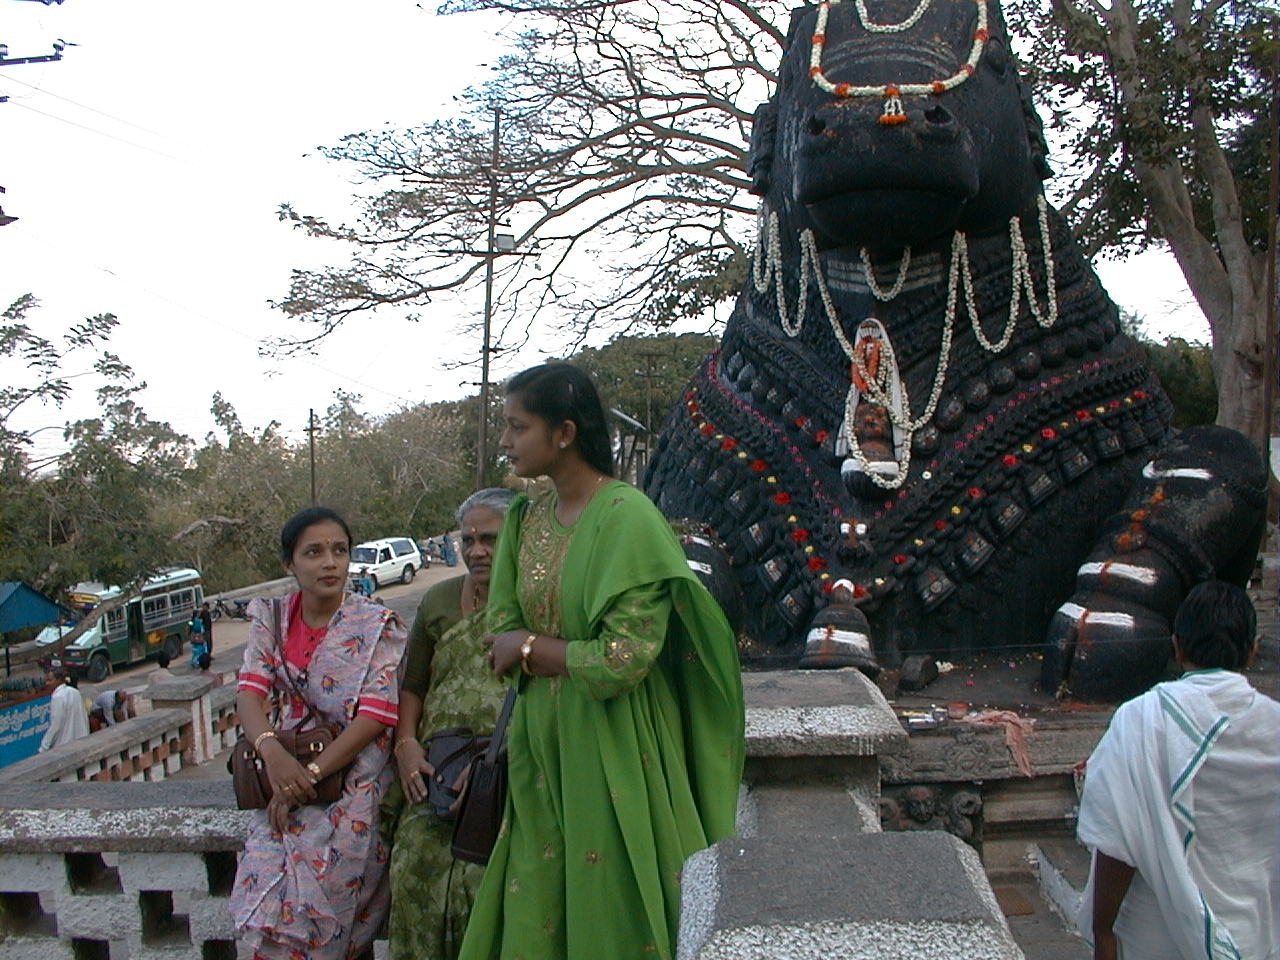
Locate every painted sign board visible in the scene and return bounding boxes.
[0,690,53,767]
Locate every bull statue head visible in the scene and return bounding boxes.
[750,0,1051,249]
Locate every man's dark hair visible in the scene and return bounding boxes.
[280,506,354,565]
[156,653,171,669]
[197,652,211,671]
[1172,580,1257,671]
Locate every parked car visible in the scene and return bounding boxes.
[349,537,422,588]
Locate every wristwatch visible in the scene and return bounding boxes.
[520,633,538,675]
[306,761,323,782]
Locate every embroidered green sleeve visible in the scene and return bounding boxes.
[565,581,669,700]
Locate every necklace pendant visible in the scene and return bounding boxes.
[879,92,908,125]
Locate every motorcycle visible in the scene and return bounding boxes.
[210,597,251,621]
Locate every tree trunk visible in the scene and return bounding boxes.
[1210,285,1270,452]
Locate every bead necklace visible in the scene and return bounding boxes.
[810,0,990,123]
[861,246,912,300]
[751,195,1058,490]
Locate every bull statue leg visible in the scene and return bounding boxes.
[1041,425,1267,701]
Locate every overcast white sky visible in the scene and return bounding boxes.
[1,0,1210,461]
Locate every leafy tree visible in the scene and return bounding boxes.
[1139,337,1219,429]
[1005,0,1277,450]
[275,0,1274,454]
[270,0,779,354]
[572,332,718,430]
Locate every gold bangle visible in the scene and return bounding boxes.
[520,633,537,676]
[253,730,278,752]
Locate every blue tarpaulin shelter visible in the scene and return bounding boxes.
[0,582,66,676]
[0,582,64,633]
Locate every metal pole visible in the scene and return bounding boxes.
[307,408,318,505]
[476,107,501,488]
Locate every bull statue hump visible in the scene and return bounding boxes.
[644,0,1267,702]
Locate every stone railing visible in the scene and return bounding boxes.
[0,670,1030,959]
[0,678,239,785]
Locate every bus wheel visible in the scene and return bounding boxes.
[87,653,110,683]
[162,635,181,661]
[400,564,415,585]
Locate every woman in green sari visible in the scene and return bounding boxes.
[459,362,745,960]
[386,487,517,960]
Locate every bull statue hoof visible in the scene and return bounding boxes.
[798,601,880,675]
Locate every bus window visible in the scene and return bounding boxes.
[143,595,169,627]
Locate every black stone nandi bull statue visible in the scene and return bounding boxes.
[644,0,1267,701]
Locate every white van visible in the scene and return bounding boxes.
[350,537,422,587]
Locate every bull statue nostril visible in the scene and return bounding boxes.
[924,105,952,126]
[806,116,827,136]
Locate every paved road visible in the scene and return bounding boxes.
[83,563,460,705]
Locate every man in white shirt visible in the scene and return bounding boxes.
[1076,580,1280,959]
[39,671,90,751]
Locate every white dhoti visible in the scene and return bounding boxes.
[1076,670,1280,959]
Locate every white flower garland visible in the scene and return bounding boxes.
[854,0,934,33]
[810,0,990,122]
[861,246,912,301]
[749,196,1060,491]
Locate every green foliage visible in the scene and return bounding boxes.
[1138,336,1218,428]
[572,332,718,431]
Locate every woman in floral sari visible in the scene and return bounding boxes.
[232,506,407,960]
[386,487,516,960]
[459,362,745,960]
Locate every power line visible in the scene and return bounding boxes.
[1,72,167,137]
[5,98,182,161]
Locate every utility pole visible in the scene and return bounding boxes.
[476,106,501,489]
[634,350,668,479]
[305,409,320,505]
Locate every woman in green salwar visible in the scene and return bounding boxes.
[385,487,516,960]
[460,362,745,960]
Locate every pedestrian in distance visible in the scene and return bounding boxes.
[189,610,209,668]
[1076,580,1280,960]
[458,362,745,960]
[39,669,89,751]
[200,600,214,656]
[231,505,406,960]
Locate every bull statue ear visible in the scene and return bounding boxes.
[1018,76,1053,181]
[749,99,778,197]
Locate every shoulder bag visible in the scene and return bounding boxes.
[451,686,517,864]
[229,598,349,810]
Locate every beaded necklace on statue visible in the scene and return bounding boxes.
[750,195,1058,490]
[810,0,991,124]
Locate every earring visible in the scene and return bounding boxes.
[559,441,567,449]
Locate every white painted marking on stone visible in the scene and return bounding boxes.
[1142,463,1213,481]
[1057,603,1135,629]
[1076,561,1157,587]
[687,560,713,576]
[805,627,871,654]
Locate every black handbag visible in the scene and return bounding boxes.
[451,688,517,865]
[422,727,491,820]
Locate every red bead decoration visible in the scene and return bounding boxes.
[893,554,908,565]
[852,583,868,598]
[721,437,738,451]
[791,528,810,542]
[751,459,768,472]
[934,519,948,531]
[699,423,714,436]
[808,556,827,571]
[815,430,829,444]
[1075,409,1091,421]
[1041,427,1057,440]
[795,416,811,429]
[1002,454,1019,467]
[1133,390,1148,400]
[773,491,792,505]
[968,487,983,499]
